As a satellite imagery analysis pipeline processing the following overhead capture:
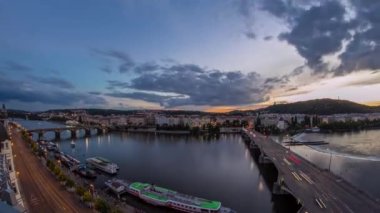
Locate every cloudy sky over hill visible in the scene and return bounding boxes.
[1,0,379,111]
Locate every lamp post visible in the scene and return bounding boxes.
[328,149,332,172]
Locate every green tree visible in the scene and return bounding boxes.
[76,186,85,197]
[66,178,75,188]
[94,198,110,213]
[58,173,67,182]
[82,191,93,203]
[53,166,61,176]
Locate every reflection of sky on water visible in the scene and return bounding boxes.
[16,119,290,213]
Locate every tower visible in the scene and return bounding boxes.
[0,104,7,119]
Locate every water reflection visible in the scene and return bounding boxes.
[17,119,300,213]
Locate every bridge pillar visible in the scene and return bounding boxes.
[259,153,272,164]
[96,128,101,135]
[272,176,290,195]
[54,131,60,140]
[38,131,44,141]
[85,129,91,137]
[250,141,259,149]
[70,129,77,139]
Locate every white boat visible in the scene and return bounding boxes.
[105,179,127,194]
[70,141,75,147]
[86,157,118,174]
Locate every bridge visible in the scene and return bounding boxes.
[27,125,108,140]
[242,129,380,213]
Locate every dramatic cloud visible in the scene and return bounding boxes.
[240,0,380,76]
[337,1,380,73]
[105,91,183,104]
[105,59,271,107]
[279,1,352,72]
[1,60,32,72]
[0,77,106,106]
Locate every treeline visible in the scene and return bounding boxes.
[319,119,380,131]
[259,99,380,115]
[156,123,221,135]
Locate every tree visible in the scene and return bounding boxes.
[82,191,93,203]
[94,198,110,213]
[53,166,61,176]
[66,178,75,188]
[58,173,67,182]
[76,186,85,197]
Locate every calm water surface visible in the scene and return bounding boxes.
[17,119,299,213]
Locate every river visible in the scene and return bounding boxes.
[15,119,380,212]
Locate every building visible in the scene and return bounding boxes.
[0,124,25,211]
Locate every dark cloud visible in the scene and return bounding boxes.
[0,77,106,106]
[255,0,380,75]
[92,49,135,73]
[237,0,256,39]
[105,91,183,105]
[1,61,32,72]
[279,1,352,71]
[164,64,204,73]
[32,76,75,89]
[336,1,380,73]
[245,32,256,39]
[260,0,289,19]
[134,62,160,73]
[263,35,273,41]
[286,87,298,92]
[88,91,102,95]
[107,80,130,89]
[105,62,270,107]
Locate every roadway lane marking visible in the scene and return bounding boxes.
[30,194,40,206]
[283,158,292,166]
[299,172,314,184]
[291,172,302,181]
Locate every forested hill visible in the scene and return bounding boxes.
[258,99,380,115]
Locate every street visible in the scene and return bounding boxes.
[10,126,92,213]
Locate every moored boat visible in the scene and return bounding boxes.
[73,164,97,179]
[104,179,235,213]
[86,157,118,174]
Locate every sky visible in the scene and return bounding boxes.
[0,0,379,112]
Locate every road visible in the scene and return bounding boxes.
[244,129,380,213]
[10,125,92,213]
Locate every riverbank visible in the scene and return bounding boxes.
[112,127,242,134]
[10,124,93,213]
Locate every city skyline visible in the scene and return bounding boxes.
[1,0,380,112]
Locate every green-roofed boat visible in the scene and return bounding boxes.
[126,181,235,213]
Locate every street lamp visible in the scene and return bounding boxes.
[327,148,332,172]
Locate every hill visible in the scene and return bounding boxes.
[258,99,380,115]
